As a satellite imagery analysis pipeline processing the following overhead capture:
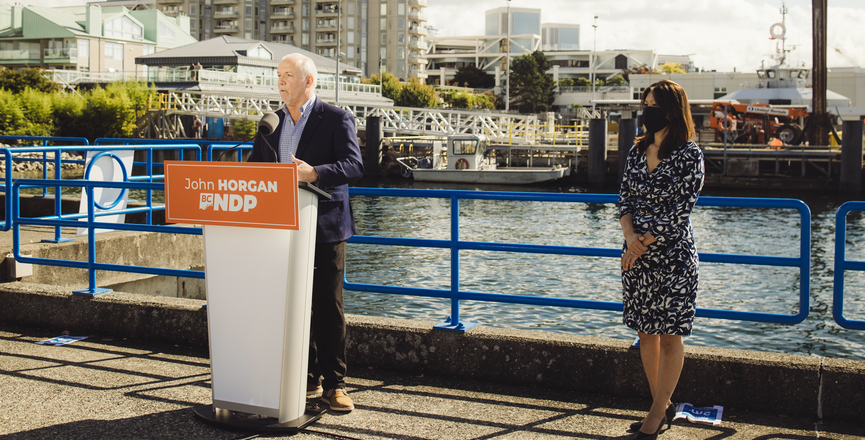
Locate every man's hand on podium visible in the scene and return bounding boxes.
[291,154,319,183]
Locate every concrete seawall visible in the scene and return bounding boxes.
[1,281,862,422]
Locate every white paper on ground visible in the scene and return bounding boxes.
[36,336,88,346]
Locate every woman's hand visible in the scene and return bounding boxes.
[622,233,647,271]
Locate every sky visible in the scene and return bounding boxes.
[37,0,865,73]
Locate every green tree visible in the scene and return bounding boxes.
[81,85,136,139]
[367,72,401,101]
[0,89,27,135]
[606,74,627,86]
[51,92,87,139]
[232,119,257,140]
[0,67,61,94]
[575,77,591,87]
[452,65,494,89]
[396,78,437,108]
[509,50,555,113]
[18,88,54,136]
[659,62,686,74]
[558,78,575,87]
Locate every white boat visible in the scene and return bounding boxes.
[397,134,570,185]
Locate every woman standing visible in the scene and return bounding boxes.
[618,79,704,440]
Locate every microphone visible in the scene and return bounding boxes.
[258,112,280,162]
[215,112,280,162]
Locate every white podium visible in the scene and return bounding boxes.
[162,162,329,433]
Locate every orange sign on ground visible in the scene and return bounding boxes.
[164,161,299,230]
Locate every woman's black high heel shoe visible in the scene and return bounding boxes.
[633,415,667,440]
[628,403,675,432]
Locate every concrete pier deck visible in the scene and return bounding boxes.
[2,324,863,440]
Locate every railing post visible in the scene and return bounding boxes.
[434,195,476,332]
[72,185,112,296]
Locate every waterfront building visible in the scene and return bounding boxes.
[90,0,429,82]
[426,5,693,107]
[0,2,194,72]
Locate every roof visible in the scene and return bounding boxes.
[136,36,361,75]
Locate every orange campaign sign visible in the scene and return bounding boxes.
[164,161,299,230]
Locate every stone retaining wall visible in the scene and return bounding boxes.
[0,282,861,422]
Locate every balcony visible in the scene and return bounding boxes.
[157,0,184,4]
[270,25,296,34]
[316,22,336,29]
[315,6,338,17]
[408,53,427,64]
[214,9,239,18]
[408,25,427,36]
[270,10,295,18]
[316,38,337,46]
[162,7,182,17]
[408,40,428,51]
[270,0,294,4]
[214,24,239,33]
[44,47,78,61]
[213,0,239,4]
[408,0,427,7]
[0,50,37,63]
[408,11,427,21]
[273,37,296,44]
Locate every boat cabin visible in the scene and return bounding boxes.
[756,66,809,89]
[444,135,489,170]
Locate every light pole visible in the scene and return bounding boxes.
[505,0,511,111]
[591,16,597,113]
[335,0,341,104]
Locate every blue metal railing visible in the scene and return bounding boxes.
[833,201,865,330]
[344,188,811,331]
[0,138,841,332]
[0,136,89,231]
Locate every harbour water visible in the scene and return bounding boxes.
[345,178,865,362]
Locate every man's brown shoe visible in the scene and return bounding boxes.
[306,383,323,398]
[321,388,354,412]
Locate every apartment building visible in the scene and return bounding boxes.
[0,3,194,72]
[95,0,429,81]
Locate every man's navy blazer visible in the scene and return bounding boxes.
[248,97,364,243]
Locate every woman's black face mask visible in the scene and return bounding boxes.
[641,106,669,133]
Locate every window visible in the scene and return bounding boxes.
[398,18,404,30]
[398,61,405,73]
[303,4,309,16]
[615,54,627,70]
[158,22,176,44]
[380,3,386,15]
[347,31,354,44]
[105,16,143,40]
[381,33,386,45]
[380,18,386,30]
[398,3,405,15]
[78,39,90,58]
[302,33,309,44]
[452,140,477,155]
[104,42,124,61]
[348,16,354,29]
[142,44,155,56]
[190,5,196,14]
[347,46,355,58]
[347,2,355,14]
[303,19,309,30]
[246,5,252,14]
[398,47,404,59]
[380,47,386,59]
[398,33,404,44]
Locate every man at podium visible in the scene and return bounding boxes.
[249,53,364,412]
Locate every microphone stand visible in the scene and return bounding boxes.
[215,134,256,162]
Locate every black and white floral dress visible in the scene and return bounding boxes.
[618,140,705,335]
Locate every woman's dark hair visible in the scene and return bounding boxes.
[635,79,695,159]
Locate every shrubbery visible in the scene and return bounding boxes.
[0,68,155,141]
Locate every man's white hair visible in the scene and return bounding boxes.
[281,53,317,89]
